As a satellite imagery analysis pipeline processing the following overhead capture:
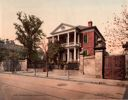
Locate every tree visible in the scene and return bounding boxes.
[40,38,48,61]
[47,40,64,64]
[40,38,49,76]
[104,5,128,54]
[40,38,64,77]
[14,12,45,68]
[0,39,9,61]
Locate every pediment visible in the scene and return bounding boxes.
[50,23,75,34]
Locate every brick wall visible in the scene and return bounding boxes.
[83,56,95,77]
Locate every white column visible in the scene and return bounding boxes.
[52,37,54,43]
[74,47,76,61]
[78,49,80,61]
[74,31,76,45]
[67,48,70,62]
[58,35,59,41]
[67,33,69,45]
[78,34,80,44]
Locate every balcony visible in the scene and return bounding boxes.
[61,42,81,47]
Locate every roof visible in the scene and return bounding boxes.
[49,23,105,41]
[76,25,87,30]
[50,23,75,35]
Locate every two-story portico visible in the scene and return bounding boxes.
[48,23,80,62]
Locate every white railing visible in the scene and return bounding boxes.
[61,43,67,47]
[61,42,81,47]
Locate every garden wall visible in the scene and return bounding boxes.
[83,56,95,77]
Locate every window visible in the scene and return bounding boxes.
[84,34,88,43]
[83,49,88,56]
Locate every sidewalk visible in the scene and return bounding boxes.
[1,70,128,87]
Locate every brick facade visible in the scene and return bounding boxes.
[82,31,95,56]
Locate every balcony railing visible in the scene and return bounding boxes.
[61,42,81,47]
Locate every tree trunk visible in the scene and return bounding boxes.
[46,54,48,77]
[27,50,32,71]
[34,62,36,76]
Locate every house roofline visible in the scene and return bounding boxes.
[78,26,105,41]
[50,23,75,35]
[49,23,105,41]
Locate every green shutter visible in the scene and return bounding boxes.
[84,35,87,43]
[83,50,87,57]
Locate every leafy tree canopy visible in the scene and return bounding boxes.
[104,5,128,54]
[14,12,45,62]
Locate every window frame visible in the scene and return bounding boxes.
[84,34,88,43]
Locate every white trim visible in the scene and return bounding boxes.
[49,29,76,37]
[61,43,81,48]
[50,23,75,34]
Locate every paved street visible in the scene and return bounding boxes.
[0,73,127,100]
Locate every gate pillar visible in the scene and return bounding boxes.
[95,49,104,78]
[79,55,84,74]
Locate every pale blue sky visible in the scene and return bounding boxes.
[0,0,127,41]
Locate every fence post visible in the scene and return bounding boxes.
[79,55,84,74]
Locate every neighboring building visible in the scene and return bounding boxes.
[47,21,106,63]
[0,39,22,51]
[0,39,26,59]
[0,39,26,71]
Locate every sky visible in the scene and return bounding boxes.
[0,0,127,43]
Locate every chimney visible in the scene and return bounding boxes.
[88,21,93,27]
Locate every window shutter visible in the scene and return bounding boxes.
[84,35,87,43]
